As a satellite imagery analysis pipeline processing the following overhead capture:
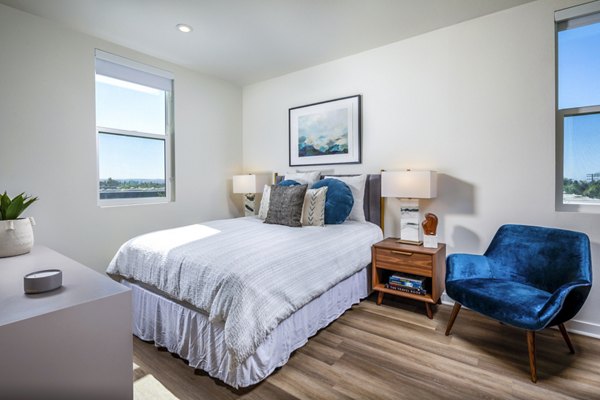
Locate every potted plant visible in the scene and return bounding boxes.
[0,192,38,257]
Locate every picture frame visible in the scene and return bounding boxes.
[289,94,361,167]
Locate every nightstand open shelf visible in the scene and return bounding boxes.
[372,284,435,303]
[372,238,446,319]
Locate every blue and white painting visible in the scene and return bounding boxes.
[298,108,349,157]
[289,95,361,166]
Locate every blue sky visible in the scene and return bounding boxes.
[98,133,165,180]
[559,22,600,180]
[564,114,600,180]
[96,76,166,180]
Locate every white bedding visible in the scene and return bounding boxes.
[107,216,382,367]
[124,267,369,388]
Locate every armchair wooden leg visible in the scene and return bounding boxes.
[527,330,537,383]
[445,303,462,336]
[558,323,575,354]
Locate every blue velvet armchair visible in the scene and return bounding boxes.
[445,224,592,382]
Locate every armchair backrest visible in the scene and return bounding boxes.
[484,224,592,293]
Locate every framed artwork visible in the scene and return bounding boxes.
[289,94,361,167]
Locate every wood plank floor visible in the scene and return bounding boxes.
[132,295,600,399]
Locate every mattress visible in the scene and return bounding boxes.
[124,267,369,388]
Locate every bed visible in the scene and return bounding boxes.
[107,174,383,388]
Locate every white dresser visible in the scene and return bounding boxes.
[0,246,132,399]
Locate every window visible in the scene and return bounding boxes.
[95,50,174,206]
[556,2,600,210]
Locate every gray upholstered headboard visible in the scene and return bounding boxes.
[274,174,382,228]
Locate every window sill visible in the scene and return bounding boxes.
[555,202,600,213]
[98,197,171,208]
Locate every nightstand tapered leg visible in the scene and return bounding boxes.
[425,303,433,319]
[376,291,384,305]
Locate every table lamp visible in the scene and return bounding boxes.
[233,174,259,216]
[381,170,437,245]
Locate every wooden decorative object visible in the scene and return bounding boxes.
[422,213,439,248]
[422,213,438,236]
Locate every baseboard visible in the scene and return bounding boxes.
[565,319,600,339]
[441,292,454,306]
[440,292,600,340]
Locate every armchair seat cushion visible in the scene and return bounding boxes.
[447,278,552,331]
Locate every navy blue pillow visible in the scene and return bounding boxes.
[278,179,301,187]
[311,178,353,224]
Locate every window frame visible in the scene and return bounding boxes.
[94,50,174,207]
[555,1,600,212]
[555,106,600,212]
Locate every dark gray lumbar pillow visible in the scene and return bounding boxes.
[264,184,308,227]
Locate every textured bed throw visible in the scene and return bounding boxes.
[107,217,382,368]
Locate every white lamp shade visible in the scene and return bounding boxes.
[381,170,437,199]
[233,174,257,194]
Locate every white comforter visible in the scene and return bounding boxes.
[107,216,382,367]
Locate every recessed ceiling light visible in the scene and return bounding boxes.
[176,24,193,33]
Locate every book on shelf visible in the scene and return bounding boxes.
[385,283,427,295]
[388,273,426,289]
[389,278,423,289]
[389,273,426,284]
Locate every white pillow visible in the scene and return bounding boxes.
[257,184,270,220]
[301,187,328,227]
[324,174,367,223]
[284,171,320,186]
[297,168,333,176]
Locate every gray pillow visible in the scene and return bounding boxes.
[264,184,308,227]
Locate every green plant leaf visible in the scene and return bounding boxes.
[0,192,38,220]
[0,192,10,220]
[21,196,38,215]
[5,195,24,220]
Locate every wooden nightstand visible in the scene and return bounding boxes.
[372,238,446,319]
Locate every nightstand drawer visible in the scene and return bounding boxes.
[376,261,433,277]
[375,248,433,269]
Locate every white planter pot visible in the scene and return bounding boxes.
[0,217,35,258]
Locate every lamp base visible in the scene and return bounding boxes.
[399,199,421,243]
[243,193,256,216]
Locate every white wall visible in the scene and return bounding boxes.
[0,4,243,271]
[243,0,600,335]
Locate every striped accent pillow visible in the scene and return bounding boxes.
[302,187,328,227]
[258,185,270,220]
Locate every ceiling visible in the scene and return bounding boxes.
[0,0,536,85]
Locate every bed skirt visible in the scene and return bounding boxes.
[124,267,369,388]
